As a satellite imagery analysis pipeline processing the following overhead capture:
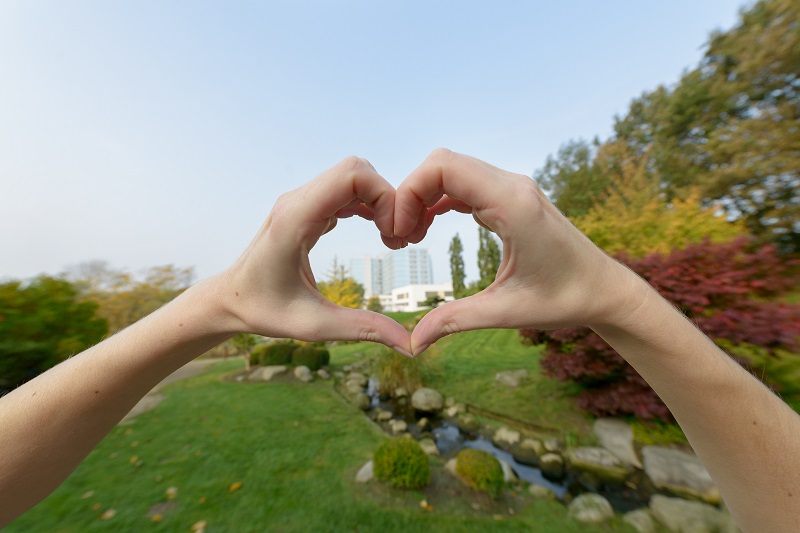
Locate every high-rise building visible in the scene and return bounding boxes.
[349,248,433,297]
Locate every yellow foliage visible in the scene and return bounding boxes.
[318,278,364,308]
[574,143,744,258]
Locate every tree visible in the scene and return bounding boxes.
[448,233,466,298]
[477,227,502,290]
[574,142,744,258]
[317,257,364,309]
[366,296,383,313]
[422,294,445,308]
[533,138,609,217]
[0,276,107,392]
[231,333,258,371]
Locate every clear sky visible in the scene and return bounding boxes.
[0,1,746,286]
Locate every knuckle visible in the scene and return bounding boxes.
[428,147,454,163]
[340,155,367,174]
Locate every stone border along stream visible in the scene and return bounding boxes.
[242,361,741,531]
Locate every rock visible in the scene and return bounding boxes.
[355,460,374,483]
[373,409,392,422]
[444,458,458,475]
[334,371,345,379]
[445,397,456,408]
[567,494,614,524]
[539,453,565,480]
[294,366,313,382]
[348,392,371,410]
[411,388,444,412]
[493,427,521,448]
[343,365,353,372]
[394,387,408,398]
[566,447,632,483]
[418,438,439,456]
[650,494,732,533]
[417,417,429,429]
[317,369,330,380]
[345,381,365,395]
[255,365,287,381]
[345,372,368,388]
[642,447,720,504]
[512,438,543,465]
[594,418,642,468]
[623,509,656,533]
[498,459,517,482]
[388,419,408,434]
[543,438,562,452]
[444,404,464,417]
[454,413,480,433]
[495,369,529,388]
[528,484,556,500]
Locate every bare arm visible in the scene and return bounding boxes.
[0,157,412,526]
[394,149,800,532]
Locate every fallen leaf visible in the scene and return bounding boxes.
[124,429,133,436]
[131,441,139,448]
[129,455,139,464]
[166,487,178,500]
[99,509,116,520]
[151,514,163,523]
[81,491,94,499]
[198,497,207,504]
[92,503,102,511]
[228,481,243,493]
[419,499,433,512]
[191,519,207,532]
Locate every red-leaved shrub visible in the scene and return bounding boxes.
[521,238,800,421]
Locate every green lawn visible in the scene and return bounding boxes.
[9,360,635,532]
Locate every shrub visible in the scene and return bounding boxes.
[291,346,329,371]
[456,448,504,497]
[521,238,800,421]
[373,348,423,396]
[373,438,430,489]
[254,342,297,366]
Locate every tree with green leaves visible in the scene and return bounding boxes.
[366,296,383,313]
[448,233,466,298]
[477,227,502,290]
[533,138,609,217]
[0,276,107,392]
[231,333,258,371]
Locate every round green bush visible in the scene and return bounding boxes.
[254,342,297,366]
[456,448,504,496]
[291,346,329,371]
[373,438,430,489]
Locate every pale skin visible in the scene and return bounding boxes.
[1,150,798,531]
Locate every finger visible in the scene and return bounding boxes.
[309,303,412,356]
[300,156,396,239]
[395,149,508,237]
[336,203,375,221]
[410,290,513,355]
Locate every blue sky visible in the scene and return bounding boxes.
[0,1,746,285]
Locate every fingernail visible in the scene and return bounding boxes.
[413,343,430,357]
[392,345,414,359]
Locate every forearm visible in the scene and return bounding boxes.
[592,271,800,533]
[0,276,234,526]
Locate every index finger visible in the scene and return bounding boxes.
[298,156,396,239]
[394,149,508,237]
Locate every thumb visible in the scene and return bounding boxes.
[411,290,509,355]
[312,303,413,357]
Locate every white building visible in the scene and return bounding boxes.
[383,282,454,312]
[350,248,434,298]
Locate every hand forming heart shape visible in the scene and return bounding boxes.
[220,149,644,358]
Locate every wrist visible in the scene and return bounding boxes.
[587,259,654,331]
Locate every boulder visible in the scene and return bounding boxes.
[567,493,614,524]
[493,427,521,448]
[394,387,408,398]
[355,460,374,483]
[594,418,642,468]
[347,392,371,410]
[539,453,565,480]
[374,409,393,422]
[623,509,656,533]
[528,484,556,500]
[498,459,517,482]
[453,413,480,433]
[512,438,543,465]
[345,372,368,388]
[566,447,632,483]
[411,388,444,412]
[543,438,563,452]
[650,494,736,533]
[495,369,529,388]
[642,447,720,504]
[317,369,330,380]
[294,366,313,382]
[444,458,458,475]
[417,417,429,429]
[444,403,464,418]
[388,419,408,434]
[418,438,439,456]
[333,371,345,379]
[255,365,287,381]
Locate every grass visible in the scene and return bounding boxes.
[9,360,636,532]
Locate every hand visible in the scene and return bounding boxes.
[394,149,645,355]
[219,157,413,356]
